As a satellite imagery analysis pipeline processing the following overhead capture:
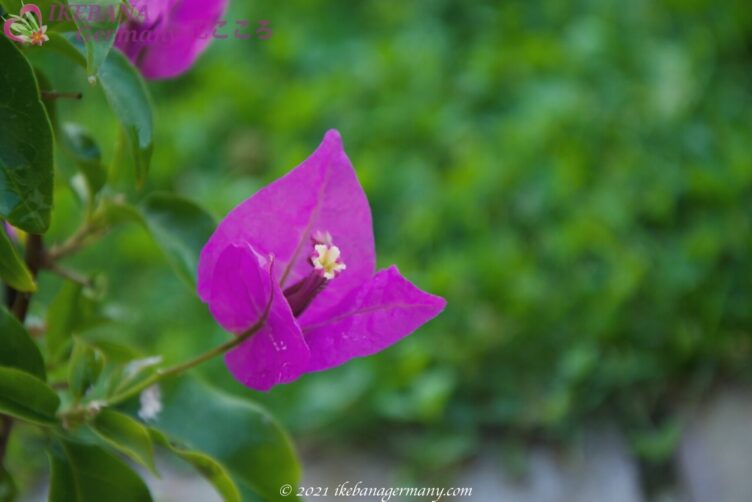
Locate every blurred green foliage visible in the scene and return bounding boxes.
[30,0,752,473]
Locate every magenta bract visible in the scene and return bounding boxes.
[198,130,446,391]
[115,0,228,80]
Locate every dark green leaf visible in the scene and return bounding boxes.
[0,36,54,233]
[68,0,121,77]
[0,464,17,502]
[61,123,107,196]
[149,427,241,502]
[91,409,157,474]
[154,377,300,501]
[97,49,154,186]
[0,305,45,380]
[32,70,58,134]
[46,282,83,360]
[0,367,59,425]
[0,224,35,293]
[49,440,152,502]
[47,447,77,502]
[68,338,105,400]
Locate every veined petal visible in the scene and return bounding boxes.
[301,266,446,373]
[198,130,376,322]
[208,244,310,391]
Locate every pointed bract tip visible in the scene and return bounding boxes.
[386,264,448,313]
[323,129,343,146]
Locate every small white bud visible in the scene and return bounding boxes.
[138,385,162,422]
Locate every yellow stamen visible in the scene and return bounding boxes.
[312,243,347,280]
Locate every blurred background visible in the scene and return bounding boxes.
[18,0,752,500]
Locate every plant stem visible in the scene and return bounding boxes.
[41,91,83,101]
[44,261,93,288]
[46,221,103,262]
[11,234,45,320]
[101,289,274,409]
[0,417,11,461]
[2,234,44,466]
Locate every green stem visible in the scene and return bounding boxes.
[104,290,273,408]
[46,220,104,262]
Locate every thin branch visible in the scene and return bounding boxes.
[104,290,273,409]
[41,91,83,101]
[46,222,104,262]
[44,261,93,288]
[0,417,11,462]
[3,234,44,466]
[74,266,278,417]
[11,234,45,321]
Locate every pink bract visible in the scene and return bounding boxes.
[198,130,446,391]
[115,0,228,80]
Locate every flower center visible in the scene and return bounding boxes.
[30,29,45,45]
[312,243,347,280]
[283,231,347,317]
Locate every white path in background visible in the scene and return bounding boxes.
[299,428,641,502]
[678,388,752,502]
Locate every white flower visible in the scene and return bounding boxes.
[138,385,162,422]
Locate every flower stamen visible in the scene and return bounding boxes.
[283,232,346,317]
[312,243,346,280]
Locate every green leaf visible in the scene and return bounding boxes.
[68,338,105,400]
[46,282,83,361]
[0,367,59,425]
[90,409,157,475]
[61,123,107,197]
[49,440,153,502]
[0,465,17,502]
[97,49,154,186]
[148,427,241,502]
[44,34,152,185]
[0,36,54,233]
[44,33,88,67]
[106,355,162,397]
[154,377,300,501]
[98,194,216,287]
[139,193,217,287]
[0,305,45,380]
[68,0,121,77]
[47,447,77,502]
[0,223,35,293]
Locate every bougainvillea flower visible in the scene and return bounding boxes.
[197,130,446,391]
[115,0,228,80]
